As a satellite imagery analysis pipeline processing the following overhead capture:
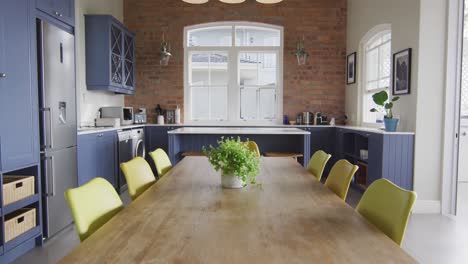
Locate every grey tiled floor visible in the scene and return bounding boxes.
[13,188,468,264]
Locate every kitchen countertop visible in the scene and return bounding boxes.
[167,127,311,135]
[77,123,415,136]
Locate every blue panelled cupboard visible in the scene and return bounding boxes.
[36,0,75,26]
[77,131,118,187]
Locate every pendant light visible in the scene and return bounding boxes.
[256,0,283,3]
[219,0,246,3]
[160,33,172,66]
[182,0,209,4]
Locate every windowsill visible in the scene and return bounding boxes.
[361,122,385,129]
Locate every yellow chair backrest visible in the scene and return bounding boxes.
[120,157,157,201]
[149,148,173,177]
[307,150,332,181]
[64,178,123,242]
[245,141,260,158]
[324,159,359,200]
[356,179,416,246]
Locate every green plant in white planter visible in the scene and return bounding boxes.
[370,90,400,132]
[202,137,260,189]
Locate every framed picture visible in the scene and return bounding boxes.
[346,52,357,84]
[392,48,412,95]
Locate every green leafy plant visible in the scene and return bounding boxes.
[202,137,260,186]
[370,90,400,119]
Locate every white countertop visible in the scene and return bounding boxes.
[77,123,415,136]
[168,127,311,135]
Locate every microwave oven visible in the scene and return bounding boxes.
[101,107,134,126]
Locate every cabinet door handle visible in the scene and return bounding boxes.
[0,73,6,78]
[54,11,63,17]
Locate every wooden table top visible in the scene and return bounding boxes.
[61,157,416,264]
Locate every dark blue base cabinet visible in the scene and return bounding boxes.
[146,126,414,191]
[77,131,118,188]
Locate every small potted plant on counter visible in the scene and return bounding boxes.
[203,137,260,189]
[370,90,400,132]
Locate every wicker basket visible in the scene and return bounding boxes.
[5,208,36,242]
[3,176,35,206]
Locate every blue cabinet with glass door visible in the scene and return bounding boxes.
[85,15,135,94]
[78,131,118,187]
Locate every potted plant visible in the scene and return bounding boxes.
[370,90,400,132]
[202,137,260,189]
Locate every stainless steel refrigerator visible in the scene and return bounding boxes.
[38,20,77,238]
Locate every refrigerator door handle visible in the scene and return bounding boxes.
[44,155,56,197]
[41,107,54,149]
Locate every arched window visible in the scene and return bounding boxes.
[184,22,283,123]
[360,25,392,125]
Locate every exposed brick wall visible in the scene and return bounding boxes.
[124,0,347,123]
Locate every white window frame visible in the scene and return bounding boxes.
[184,22,284,125]
[358,24,392,127]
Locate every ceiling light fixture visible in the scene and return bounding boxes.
[182,0,209,4]
[219,0,246,3]
[256,0,283,3]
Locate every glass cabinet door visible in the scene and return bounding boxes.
[123,33,135,89]
[110,24,123,86]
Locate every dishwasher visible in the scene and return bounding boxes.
[118,130,133,193]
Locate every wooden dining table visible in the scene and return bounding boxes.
[61,157,416,263]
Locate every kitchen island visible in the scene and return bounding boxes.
[168,127,311,166]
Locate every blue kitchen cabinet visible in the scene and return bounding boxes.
[36,0,75,26]
[0,0,40,172]
[77,133,98,186]
[303,127,335,175]
[78,131,117,187]
[85,15,136,94]
[335,128,414,191]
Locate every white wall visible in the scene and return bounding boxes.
[346,0,420,132]
[347,0,449,213]
[75,0,124,127]
[413,0,447,212]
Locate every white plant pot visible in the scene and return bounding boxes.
[221,174,244,189]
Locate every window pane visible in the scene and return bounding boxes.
[378,77,390,89]
[235,26,280,47]
[192,87,209,120]
[379,42,391,79]
[240,87,258,120]
[211,87,228,120]
[363,93,384,124]
[210,53,228,85]
[240,53,259,86]
[188,26,232,47]
[258,53,277,86]
[190,53,209,85]
[367,37,382,50]
[259,88,276,119]
[366,49,379,82]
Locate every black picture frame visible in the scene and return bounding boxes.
[346,52,357,85]
[392,48,412,95]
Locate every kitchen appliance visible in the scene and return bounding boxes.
[132,128,145,158]
[101,106,134,126]
[134,108,147,124]
[165,110,175,124]
[117,130,133,193]
[96,117,120,127]
[314,112,322,125]
[38,21,77,238]
[302,112,312,125]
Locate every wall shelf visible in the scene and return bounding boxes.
[3,194,40,215]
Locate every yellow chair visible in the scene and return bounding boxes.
[356,179,416,246]
[324,159,359,200]
[306,150,332,181]
[64,178,124,242]
[245,141,260,158]
[149,148,173,178]
[120,157,157,201]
